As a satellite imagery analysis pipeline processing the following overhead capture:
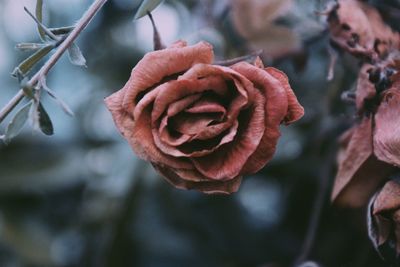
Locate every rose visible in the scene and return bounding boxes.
[105,41,304,194]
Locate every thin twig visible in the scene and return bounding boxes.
[0,0,108,124]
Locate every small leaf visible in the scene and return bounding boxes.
[67,43,87,67]
[38,103,54,135]
[16,43,47,52]
[134,0,163,20]
[24,7,58,41]
[49,25,74,35]
[3,101,33,143]
[36,0,45,40]
[12,44,54,78]
[41,82,74,116]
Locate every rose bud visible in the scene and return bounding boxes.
[105,41,304,194]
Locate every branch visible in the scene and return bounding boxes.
[0,0,108,124]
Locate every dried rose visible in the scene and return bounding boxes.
[327,0,400,60]
[105,41,304,194]
[331,73,400,207]
[369,179,400,261]
[231,0,300,59]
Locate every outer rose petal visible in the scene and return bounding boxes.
[374,181,400,214]
[373,89,400,167]
[152,163,242,194]
[105,78,193,170]
[231,62,289,174]
[331,117,393,207]
[122,41,214,111]
[264,67,304,124]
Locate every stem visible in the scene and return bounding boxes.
[0,0,108,124]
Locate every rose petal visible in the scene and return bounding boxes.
[153,120,239,157]
[122,41,214,111]
[265,67,304,124]
[231,62,289,174]
[105,88,193,169]
[153,163,242,194]
[159,115,192,146]
[151,75,229,123]
[331,117,393,207]
[373,89,400,167]
[130,108,194,169]
[192,89,266,180]
[374,180,400,214]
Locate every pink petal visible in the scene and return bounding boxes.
[373,180,400,214]
[265,67,304,124]
[153,163,242,194]
[231,62,288,174]
[152,120,239,157]
[331,117,393,207]
[373,89,400,167]
[151,76,229,123]
[192,89,266,180]
[122,41,214,111]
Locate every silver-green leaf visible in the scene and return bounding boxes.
[134,0,163,20]
[36,0,45,40]
[67,43,87,67]
[38,103,54,135]
[15,43,47,52]
[12,44,54,78]
[3,101,33,143]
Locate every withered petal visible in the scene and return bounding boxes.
[231,62,289,174]
[192,89,265,180]
[332,117,392,207]
[265,67,304,125]
[374,90,400,167]
[122,41,214,111]
[153,163,242,194]
[373,180,400,214]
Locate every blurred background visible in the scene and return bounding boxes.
[0,0,399,266]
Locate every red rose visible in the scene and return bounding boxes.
[105,41,304,194]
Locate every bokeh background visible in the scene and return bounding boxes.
[0,0,399,266]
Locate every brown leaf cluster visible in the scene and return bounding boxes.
[327,0,400,61]
[330,1,400,208]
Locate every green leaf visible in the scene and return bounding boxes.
[67,43,87,67]
[134,0,163,20]
[3,101,33,143]
[12,44,54,78]
[15,43,47,52]
[38,103,54,135]
[36,0,45,40]
[49,25,74,35]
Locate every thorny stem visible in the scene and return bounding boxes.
[0,0,108,124]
